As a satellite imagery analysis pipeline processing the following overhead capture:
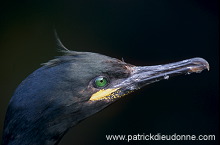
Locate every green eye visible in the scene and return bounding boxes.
[94,76,108,88]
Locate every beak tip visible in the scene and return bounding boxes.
[189,57,210,73]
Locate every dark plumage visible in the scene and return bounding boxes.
[1,37,209,145]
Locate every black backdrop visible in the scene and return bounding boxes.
[0,0,218,145]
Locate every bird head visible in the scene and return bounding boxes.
[2,46,209,145]
[43,50,209,117]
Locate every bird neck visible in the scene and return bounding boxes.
[2,103,81,145]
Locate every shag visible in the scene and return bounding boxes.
[1,35,209,145]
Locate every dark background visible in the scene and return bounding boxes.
[0,0,218,145]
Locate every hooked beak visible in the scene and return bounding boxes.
[118,57,209,92]
[89,57,209,101]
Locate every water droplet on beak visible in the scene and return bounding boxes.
[164,75,169,80]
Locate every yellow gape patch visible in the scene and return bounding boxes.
[90,88,119,101]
